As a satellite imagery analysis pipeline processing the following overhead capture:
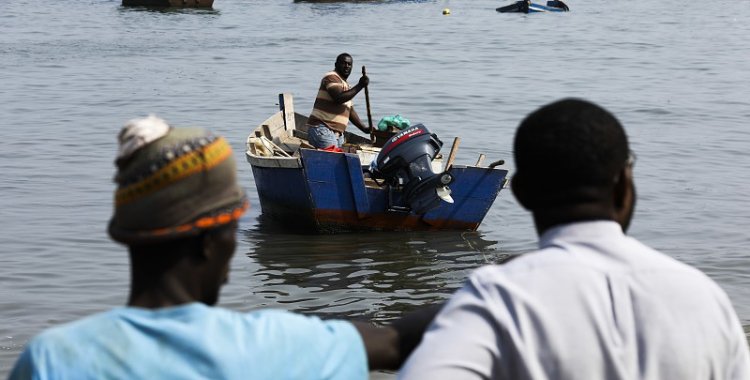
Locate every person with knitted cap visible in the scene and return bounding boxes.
[9,116,440,380]
[109,114,249,245]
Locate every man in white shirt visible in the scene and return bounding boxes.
[399,99,750,380]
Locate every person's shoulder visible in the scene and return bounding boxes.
[470,246,569,276]
[11,309,144,379]
[469,255,527,278]
[226,308,365,367]
[618,236,737,302]
[322,71,341,80]
[224,307,357,336]
[237,310,366,378]
[20,309,115,361]
[461,246,593,298]
[464,256,534,288]
[37,310,114,338]
[226,307,315,321]
[322,72,344,84]
[626,236,715,277]
[180,305,355,330]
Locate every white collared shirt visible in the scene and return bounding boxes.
[400,221,750,380]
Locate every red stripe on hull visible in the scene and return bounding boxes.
[312,209,479,233]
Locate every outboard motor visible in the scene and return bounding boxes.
[371,124,454,214]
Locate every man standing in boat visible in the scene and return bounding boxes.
[306,53,372,149]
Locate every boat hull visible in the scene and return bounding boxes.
[249,148,508,233]
[496,1,568,13]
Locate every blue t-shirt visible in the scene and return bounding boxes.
[9,303,367,380]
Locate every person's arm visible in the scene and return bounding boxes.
[353,303,444,371]
[349,107,371,134]
[352,322,398,370]
[328,75,369,104]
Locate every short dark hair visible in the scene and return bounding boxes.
[336,53,352,64]
[513,98,629,208]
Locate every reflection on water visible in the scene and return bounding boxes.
[242,215,509,322]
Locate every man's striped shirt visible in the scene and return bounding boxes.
[307,71,353,134]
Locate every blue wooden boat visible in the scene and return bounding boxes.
[496,0,569,13]
[245,93,509,233]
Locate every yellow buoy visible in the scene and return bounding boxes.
[442,8,451,15]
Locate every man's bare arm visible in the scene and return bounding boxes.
[329,75,369,104]
[349,107,370,133]
[354,303,444,371]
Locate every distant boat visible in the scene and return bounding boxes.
[245,93,510,233]
[497,0,569,13]
[122,0,213,7]
[293,0,406,3]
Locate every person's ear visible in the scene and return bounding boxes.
[200,225,237,262]
[612,167,630,208]
[185,233,211,263]
[511,173,533,210]
[612,166,635,230]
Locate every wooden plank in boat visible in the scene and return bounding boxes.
[279,93,296,135]
[278,135,313,153]
[257,112,286,142]
[292,129,309,140]
[246,154,302,169]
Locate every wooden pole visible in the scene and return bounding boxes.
[279,93,296,137]
[362,66,374,142]
[445,137,461,171]
[475,154,486,167]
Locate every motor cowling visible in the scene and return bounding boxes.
[371,124,454,214]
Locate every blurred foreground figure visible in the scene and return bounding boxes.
[399,99,750,380]
[10,115,434,380]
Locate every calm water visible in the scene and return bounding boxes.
[1,0,749,376]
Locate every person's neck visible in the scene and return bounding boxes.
[532,201,616,236]
[127,263,201,309]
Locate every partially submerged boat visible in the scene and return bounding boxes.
[122,0,213,7]
[245,93,509,233]
[496,0,569,13]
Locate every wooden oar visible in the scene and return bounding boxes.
[362,65,374,142]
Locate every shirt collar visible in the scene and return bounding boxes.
[538,220,624,249]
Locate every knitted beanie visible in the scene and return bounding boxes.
[109,115,248,244]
